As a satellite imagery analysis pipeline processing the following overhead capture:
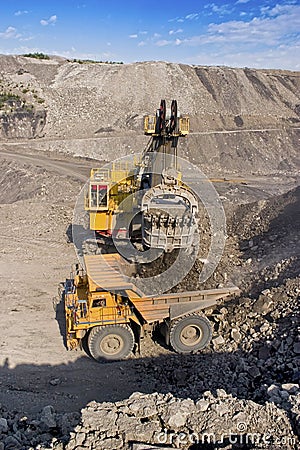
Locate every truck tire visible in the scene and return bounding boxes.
[170,314,212,354]
[88,324,134,362]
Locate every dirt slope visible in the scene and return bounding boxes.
[0,55,299,176]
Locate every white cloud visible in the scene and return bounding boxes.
[19,36,35,42]
[132,32,161,48]
[185,13,199,20]
[235,0,250,4]
[129,31,148,39]
[169,28,183,35]
[8,45,41,55]
[265,3,298,17]
[0,26,21,39]
[175,2,300,70]
[185,42,300,70]
[155,38,183,47]
[260,6,270,15]
[13,47,117,62]
[168,16,183,23]
[204,3,234,16]
[179,3,300,48]
[156,39,172,47]
[15,10,29,16]
[40,15,57,26]
[169,13,198,23]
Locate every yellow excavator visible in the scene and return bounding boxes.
[85,100,198,252]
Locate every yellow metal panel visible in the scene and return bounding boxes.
[84,254,134,292]
[144,115,156,134]
[90,168,110,181]
[129,287,240,323]
[90,212,110,231]
[179,117,190,135]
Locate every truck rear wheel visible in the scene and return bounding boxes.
[88,324,134,362]
[170,314,212,354]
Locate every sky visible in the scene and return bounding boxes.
[0,0,299,70]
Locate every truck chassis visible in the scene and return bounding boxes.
[64,253,239,362]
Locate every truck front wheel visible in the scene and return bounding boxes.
[170,314,212,354]
[88,324,134,362]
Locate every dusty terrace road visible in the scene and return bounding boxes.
[0,146,166,414]
[0,146,99,182]
[1,143,298,201]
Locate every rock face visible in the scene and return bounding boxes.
[0,109,46,138]
[0,55,299,175]
[0,390,298,449]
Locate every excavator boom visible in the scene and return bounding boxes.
[85,100,197,252]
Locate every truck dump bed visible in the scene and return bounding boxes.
[84,253,239,324]
[129,287,240,323]
[84,254,134,292]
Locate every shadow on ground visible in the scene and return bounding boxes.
[0,295,299,448]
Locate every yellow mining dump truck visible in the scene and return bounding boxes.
[64,253,239,362]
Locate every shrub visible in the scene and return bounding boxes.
[0,92,21,108]
[23,52,50,60]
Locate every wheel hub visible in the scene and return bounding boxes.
[100,334,124,355]
[180,325,202,346]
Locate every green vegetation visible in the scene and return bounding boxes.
[23,52,50,60]
[68,58,123,65]
[0,89,45,111]
[0,78,46,112]
[0,92,21,108]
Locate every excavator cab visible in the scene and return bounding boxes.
[89,182,109,209]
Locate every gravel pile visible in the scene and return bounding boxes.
[0,404,79,450]
[0,389,298,449]
[0,272,298,449]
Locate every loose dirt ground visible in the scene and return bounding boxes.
[0,144,298,418]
